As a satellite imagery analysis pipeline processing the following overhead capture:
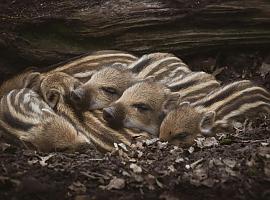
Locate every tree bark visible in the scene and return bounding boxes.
[0,0,270,79]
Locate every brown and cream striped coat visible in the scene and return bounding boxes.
[159,80,270,147]
[0,88,90,152]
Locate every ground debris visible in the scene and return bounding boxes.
[38,154,55,166]
[101,177,125,190]
[68,181,87,194]
[259,62,270,78]
[223,158,237,168]
[195,137,218,148]
[130,163,142,174]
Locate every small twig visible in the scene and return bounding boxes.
[90,172,110,180]
[234,139,269,144]
[190,158,204,169]
[80,172,99,180]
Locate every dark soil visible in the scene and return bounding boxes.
[0,51,270,200]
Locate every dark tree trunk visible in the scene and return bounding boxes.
[0,0,270,80]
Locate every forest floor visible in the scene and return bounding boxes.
[0,50,270,200]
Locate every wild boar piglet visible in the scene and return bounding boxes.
[70,64,138,111]
[0,88,90,152]
[21,71,82,112]
[103,77,180,136]
[159,80,270,147]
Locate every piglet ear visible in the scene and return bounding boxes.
[162,92,181,114]
[23,72,42,92]
[199,111,216,136]
[45,89,61,109]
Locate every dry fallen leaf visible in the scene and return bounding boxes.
[188,146,195,154]
[39,154,55,167]
[212,158,223,166]
[175,157,184,163]
[190,158,204,169]
[28,158,39,165]
[129,158,137,163]
[225,167,238,177]
[157,141,168,150]
[145,138,159,146]
[203,137,218,147]
[233,121,244,130]
[196,137,219,148]
[122,171,131,177]
[170,146,183,154]
[195,137,205,148]
[261,142,269,147]
[118,143,128,152]
[130,163,142,173]
[260,62,270,77]
[193,167,208,181]
[223,159,236,168]
[185,165,191,170]
[102,177,125,190]
[0,142,10,152]
[132,141,144,150]
[168,165,176,173]
[137,150,143,158]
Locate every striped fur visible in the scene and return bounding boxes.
[36,72,151,152]
[50,50,138,83]
[70,52,191,111]
[159,80,270,147]
[194,80,270,127]
[0,50,138,99]
[103,71,219,137]
[135,53,191,82]
[0,68,40,98]
[49,99,150,153]
[0,89,91,152]
[168,71,220,103]
[59,108,150,152]
[36,53,192,150]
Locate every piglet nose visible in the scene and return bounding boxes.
[70,89,84,103]
[103,106,124,129]
[103,107,116,122]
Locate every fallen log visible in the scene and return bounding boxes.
[0,0,270,80]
